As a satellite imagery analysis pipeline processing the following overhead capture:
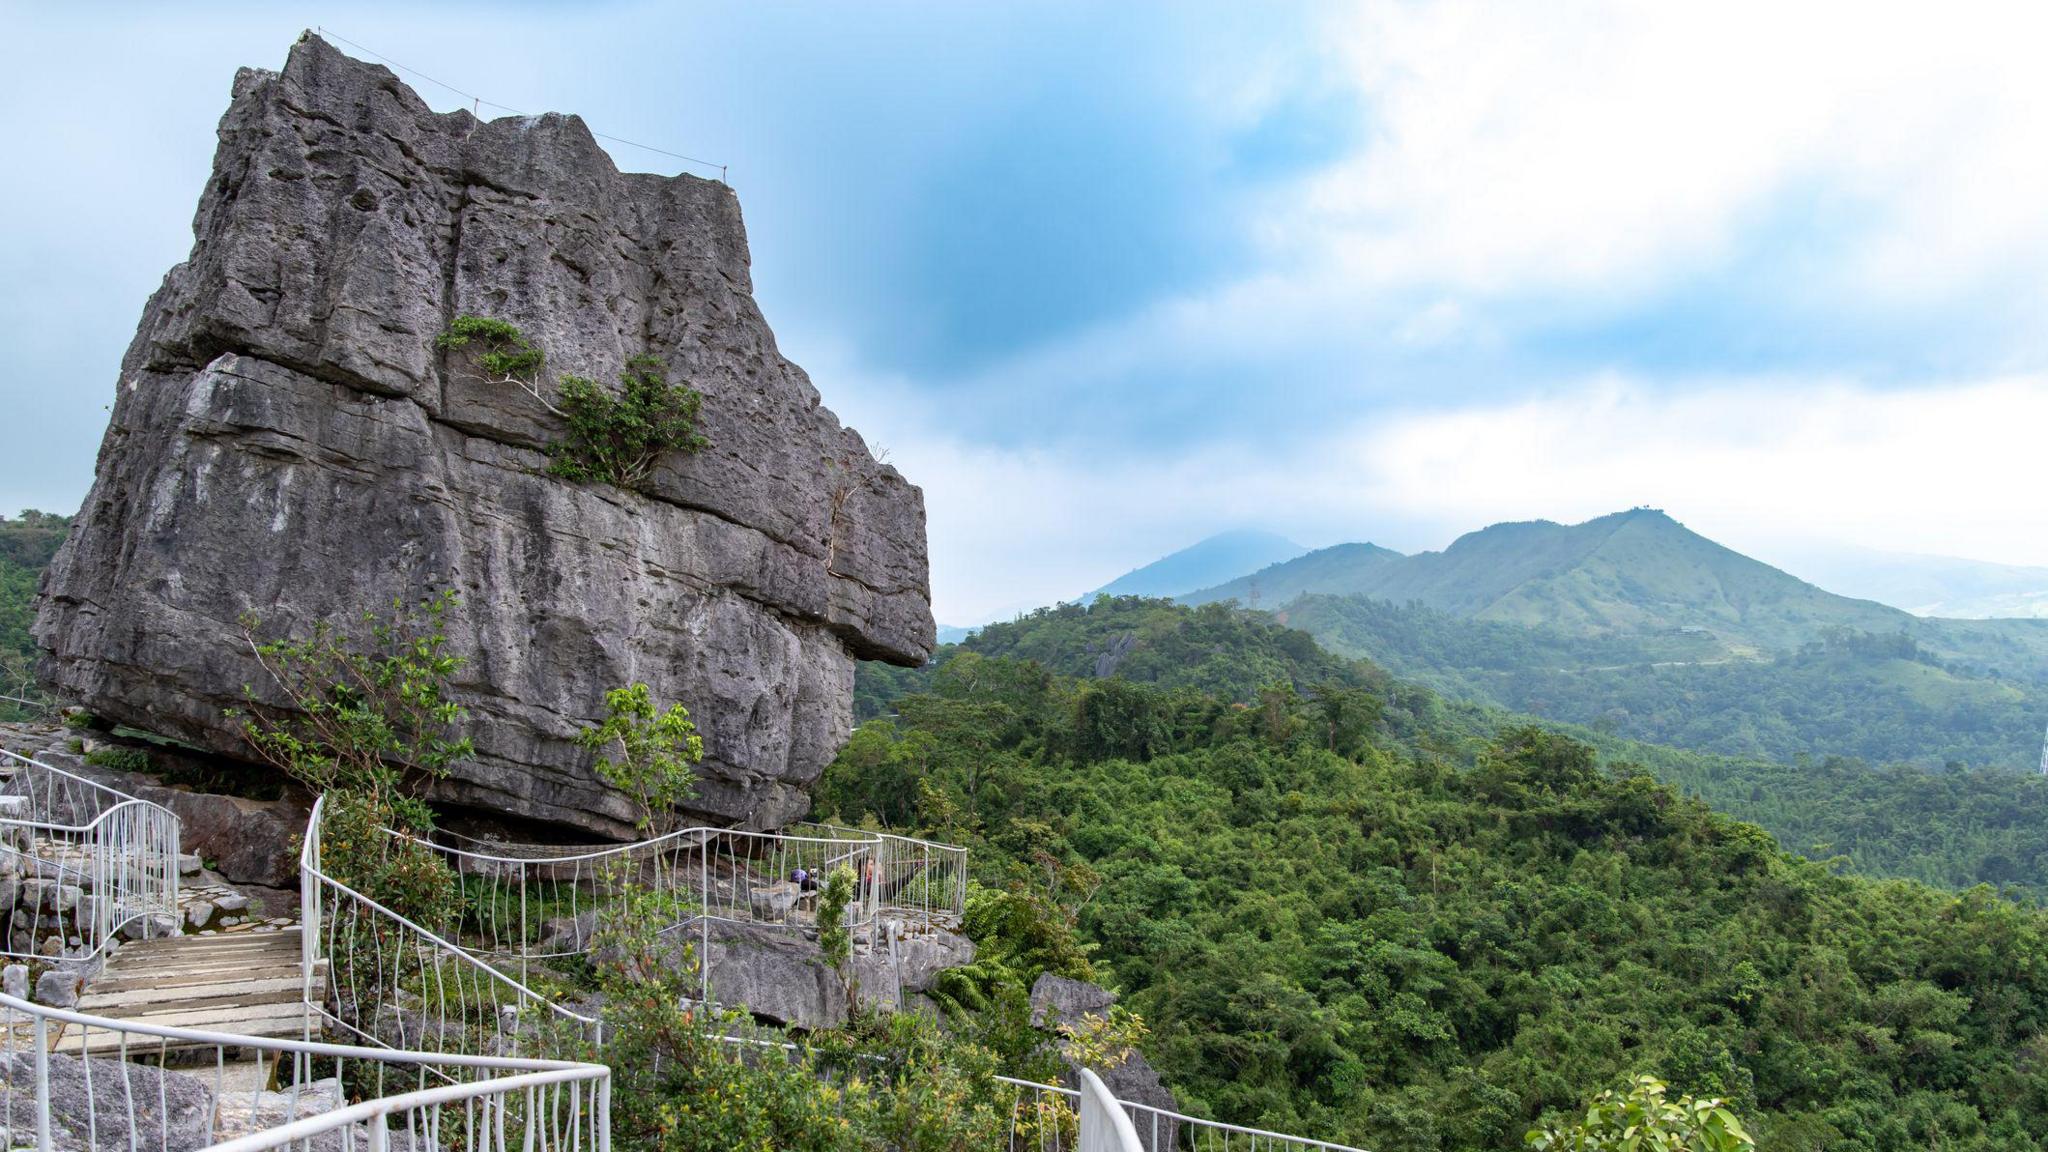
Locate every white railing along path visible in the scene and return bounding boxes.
[0,989,608,1152]
[0,748,180,961]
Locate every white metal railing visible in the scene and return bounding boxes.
[995,1075,1370,1152]
[0,748,180,961]
[798,822,970,925]
[414,823,885,964]
[0,989,608,1152]
[300,796,602,1065]
[1080,1068,1146,1152]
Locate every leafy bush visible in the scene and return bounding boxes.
[315,788,457,927]
[236,589,473,807]
[547,357,707,489]
[1056,1004,1148,1073]
[437,315,544,383]
[439,317,707,491]
[578,682,702,833]
[1529,1076,1753,1152]
[589,881,1013,1152]
[817,864,857,974]
[237,590,469,920]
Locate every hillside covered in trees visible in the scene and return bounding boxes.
[0,510,67,707]
[1283,592,2048,770]
[1130,510,2048,773]
[831,597,2048,1149]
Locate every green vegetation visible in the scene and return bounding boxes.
[83,744,150,774]
[237,590,474,921]
[548,356,707,488]
[440,316,707,490]
[437,315,545,383]
[591,881,1019,1152]
[0,510,68,716]
[237,589,475,809]
[1607,741,2048,898]
[578,682,703,833]
[1529,1077,1753,1152]
[862,598,2048,895]
[1283,593,2048,770]
[830,596,2048,1150]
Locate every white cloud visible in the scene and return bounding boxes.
[881,373,2048,622]
[1353,374,2048,568]
[1283,0,2048,304]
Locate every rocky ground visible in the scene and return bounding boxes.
[0,721,299,997]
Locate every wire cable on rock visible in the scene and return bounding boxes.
[312,26,729,183]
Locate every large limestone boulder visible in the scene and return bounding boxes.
[0,1051,214,1152]
[35,33,933,835]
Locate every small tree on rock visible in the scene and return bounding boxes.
[579,682,703,835]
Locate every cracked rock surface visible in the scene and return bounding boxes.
[35,33,933,836]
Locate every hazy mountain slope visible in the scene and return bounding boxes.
[1284,593,2048,769]
[1182,508,2048,678]
[1088,529,1307,599]
[1773,543,2048,618]
[1179,541,1405,608]
[1190,508,1910,649]
[1451,509,1905,645]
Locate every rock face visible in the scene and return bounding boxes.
[35,34,934,835]
[1,1051,215,1152]
[1029,973,1181,1125]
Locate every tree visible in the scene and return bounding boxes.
[237,589,473,811]
[816,864,860,1008]
[438,315,556,414]
[579,683,703,834]
[1311,680,1383,757]
[236,590,470,923]
[548,357,707,489]
[1528,1076,1753,1152]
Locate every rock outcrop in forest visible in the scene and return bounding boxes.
[34,33,934,835]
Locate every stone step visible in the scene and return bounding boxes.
[52,924,314,1057]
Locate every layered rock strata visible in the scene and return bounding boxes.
[35,34,933,834]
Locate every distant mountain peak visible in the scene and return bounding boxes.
[1087,529,1310,601]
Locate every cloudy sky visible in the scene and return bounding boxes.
[6,2,2048,623]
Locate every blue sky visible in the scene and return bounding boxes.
[6,2,2048,622]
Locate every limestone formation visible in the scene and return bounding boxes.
[0,1051,215,1152]
[35,33,934,835]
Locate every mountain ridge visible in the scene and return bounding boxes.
[1086,528,1308,600]
[1182,507,2031,659]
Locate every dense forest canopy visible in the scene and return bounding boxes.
[829,597,2048,1150]
[864,597,2048,899]
[0,510,67,705]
